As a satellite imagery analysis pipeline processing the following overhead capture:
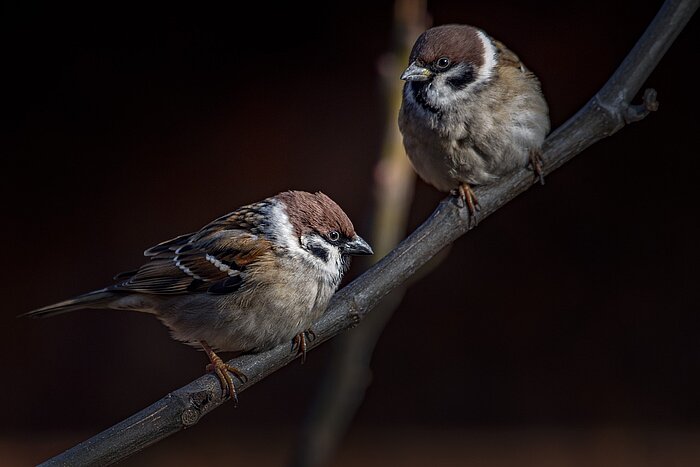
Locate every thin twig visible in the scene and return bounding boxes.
[40,0,698,465]
[290,2,428,466]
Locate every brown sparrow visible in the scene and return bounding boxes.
[22,190,372,402]
[398,24,550,220]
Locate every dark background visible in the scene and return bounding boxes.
[3,0,699,465]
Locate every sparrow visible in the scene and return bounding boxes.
[398,24,550,221]
[22,190,373,402]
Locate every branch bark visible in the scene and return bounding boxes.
[290,2,427,466]
[40,0,698,465]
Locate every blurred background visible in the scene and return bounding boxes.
[3,0,699,465]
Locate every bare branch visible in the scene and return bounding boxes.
[290,1,428,466]
[40,0,698,465]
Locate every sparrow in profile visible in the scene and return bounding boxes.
[399,24,550,222]
[22,190,373,402]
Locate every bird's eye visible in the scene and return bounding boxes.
[328,231,340,242]
[436,57,451,69]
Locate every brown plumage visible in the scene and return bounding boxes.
[22,190,372,402]
[409,25,485,69]
[399,24,550,221]
[276,191,356,239]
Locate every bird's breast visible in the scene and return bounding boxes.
[156,259,336,353]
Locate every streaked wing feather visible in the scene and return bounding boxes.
[113,216,273,295]
[110,260,196,294]
[144,233,194,256]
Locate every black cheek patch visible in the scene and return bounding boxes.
[446,67,475,89]
[309,245,330,262]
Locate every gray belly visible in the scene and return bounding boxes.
[404,129,507,190]
[403,120,541,189]
[154,279,333,353]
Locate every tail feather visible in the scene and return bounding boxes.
[21,289,116,318]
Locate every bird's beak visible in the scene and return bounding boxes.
[401,62,432,81]
[343,235,374,256]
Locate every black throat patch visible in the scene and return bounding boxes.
[408,81,441,115]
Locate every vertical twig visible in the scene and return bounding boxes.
[290,2,429,466]
[37,0,698,465]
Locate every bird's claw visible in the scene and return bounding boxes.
[292,329,315,364]
[529,149,545,185]
[458,183,480,227]
[201,341,247,404]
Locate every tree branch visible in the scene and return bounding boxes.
[290,2,428,466]
[40,0,698,465]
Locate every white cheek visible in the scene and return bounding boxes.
[300,235,344,283]
[269,200,345,286]
[424,65,480,110]
[428,75,462,106]
[425,30,497,109]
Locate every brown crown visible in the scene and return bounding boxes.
[276,190,356,239]
[410,24,485,69]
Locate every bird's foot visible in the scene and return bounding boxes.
[201,341,248,404]
[458,183,481,227]
[292,329,316,364]
[529,149,545,185]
